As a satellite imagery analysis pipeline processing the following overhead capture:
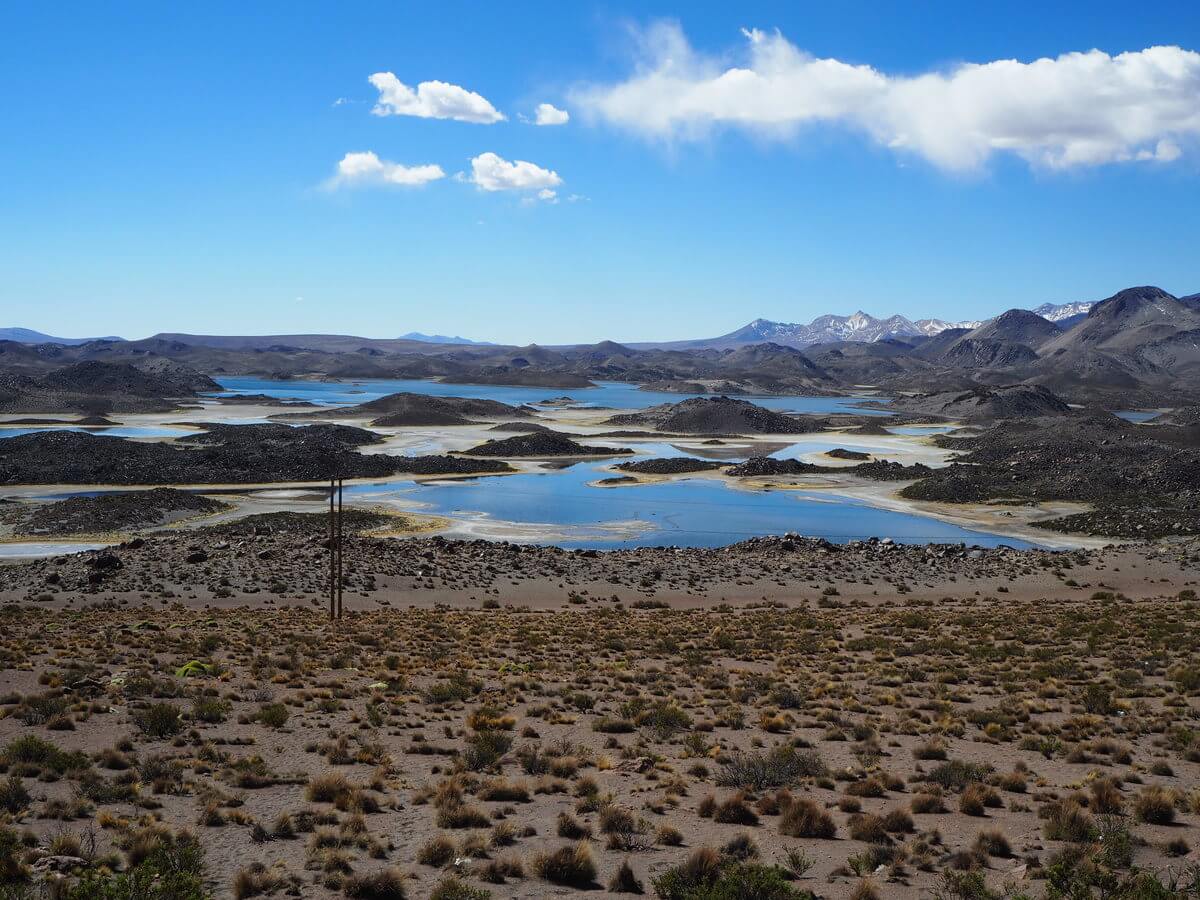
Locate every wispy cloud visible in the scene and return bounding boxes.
[533,102,570,126]
[368,72,505,124]
[572,23,1200,171]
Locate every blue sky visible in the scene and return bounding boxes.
[2,1,1198,344]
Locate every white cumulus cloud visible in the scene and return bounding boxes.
[571,23,1200,171]
[468,152,562,195]
[326,151,446,189]
[533,102,570,125]
[368,72,505,123]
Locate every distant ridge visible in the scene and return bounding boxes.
[399,332,493,345]
[0,327,122,346]
[635,299,1104,350]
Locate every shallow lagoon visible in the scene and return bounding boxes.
[342,461,1036,550]
[0,381,1046,553]
[212,376,891,415]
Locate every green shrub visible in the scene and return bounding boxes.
[425,676,483,705]
[717,746,826,791]
[652,852,810,900]
[0,776,30,814]
[192,698,229,724]
[1,735,89,774]
[635,702,692,739]
[63,836,205,899]
[462,730,512,771]
[923,759,994,792]
[133,703,184,739]
[256,703,289,729]
[429,875,490,899]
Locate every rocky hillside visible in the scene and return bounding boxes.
[884,385,1074,422]
[0,360,217,414]
[0,428,511,485]
[606,397,825,434]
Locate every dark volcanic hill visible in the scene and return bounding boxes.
[924,310,1061,370]
[461,433,633,457]
[606,397,825,434]
[1040,286,1200,355]
[295,392,533,427]
[16,488,228,535]
[0,430,511,485]
[884,385,1073,422]
[0,361,216,414]
[902,413,1200,536]
[178,422,383,448]
[964,309,1063,348]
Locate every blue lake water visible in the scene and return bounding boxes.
[886,425,959,436]
[1114,411,1161,423]
[341,461,1036,550]
[3,381,1048,551]
[211,376,891,415]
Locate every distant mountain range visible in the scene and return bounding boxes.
[0,327,123,346]
[657,300,1097,350]
[398,332,492,345]
[2,286,1199,407]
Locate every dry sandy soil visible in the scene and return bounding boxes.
[1,531,1199,899]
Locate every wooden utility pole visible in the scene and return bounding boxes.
[328,475,346,621]
[336,477,344,619]
[329,476,336,620]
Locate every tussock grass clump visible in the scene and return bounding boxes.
[232,863,298,899]
[305,772,352,805]
[1134,786,1176,825]
[656,824,684,846]
[959,783,998,816]
[417,834,456,867]
[911,791,945,814]
[973,828,1012,858]
[436,802,491,830]
[476,778,529,803]
[342,867,408,899]
[1041,799,1097,842]
[1090,778,1124,814]
[531,842,597,887]
[847,813,890,844]
[557,812,592,840]
[608,858,644,894]
[712,795,760,826]
[779,798,836,839]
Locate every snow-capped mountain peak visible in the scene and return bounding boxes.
[1031,301,1096,322]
